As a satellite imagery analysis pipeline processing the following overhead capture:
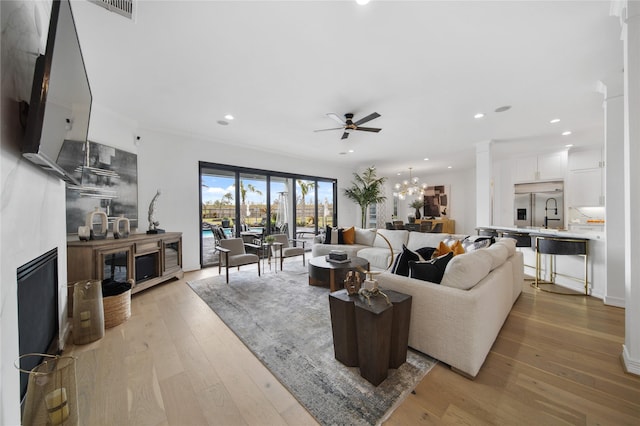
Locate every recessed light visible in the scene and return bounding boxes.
[217,120,229,126]
[474,113,485,119]
[447,166,452,169]
[356,0,370,5]
[348,149,354,153]
[423,158,429,161]
[550,118,561,124]
[397,172,401,176]
[495,105,511,113]
[224,114,234,120]
[565,144,574,148]
[562,131,572,136]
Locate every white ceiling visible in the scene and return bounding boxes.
[71,0,623,178]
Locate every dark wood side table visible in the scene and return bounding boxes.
[308,256,369,292]
[328,289,412,386]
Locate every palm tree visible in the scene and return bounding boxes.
[343,166,387,228]
[297,180,315,225]
[239,181,263,224]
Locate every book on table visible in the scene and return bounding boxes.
[325,256,351,264]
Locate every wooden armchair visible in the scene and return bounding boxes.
[271,234,305,270]
[216,238,261,283]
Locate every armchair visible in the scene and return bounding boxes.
[271,234,305,270]
[216,238,261,283]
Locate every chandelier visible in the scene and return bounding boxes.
[392,167,427,200]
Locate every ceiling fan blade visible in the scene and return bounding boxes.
[327,113,346,125]
[314,127,344,132]
[355,127,382,133]
[341,132,349,140]
[354,112,381,126]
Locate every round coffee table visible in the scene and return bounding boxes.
[308,256,369,292]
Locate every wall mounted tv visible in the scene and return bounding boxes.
[22,0,92,185]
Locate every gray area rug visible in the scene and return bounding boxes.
[187,262,436,426]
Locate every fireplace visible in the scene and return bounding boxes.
[16,248,59,401]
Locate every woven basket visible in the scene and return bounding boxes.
[102,289,131,329]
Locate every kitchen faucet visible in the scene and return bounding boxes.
[544,198,560,228]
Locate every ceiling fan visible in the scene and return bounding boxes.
[314,112,382,140]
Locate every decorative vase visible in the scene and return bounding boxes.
[113,215,130,239]
[16,354,79,426]
[408,216,415,224]
[344,271,361,295]
[415,209,421,220]
[72,280,105,345]
[86,207,108,240]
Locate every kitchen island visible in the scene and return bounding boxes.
[478,226,606,300]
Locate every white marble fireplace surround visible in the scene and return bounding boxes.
[1,145,70,424]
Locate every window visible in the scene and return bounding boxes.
[200,162,336,267]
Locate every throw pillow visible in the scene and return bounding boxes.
[434,240,465,257]
[391,244,420,276]
[415,246,436,261]
[408,252,454,284]
[342,226,355,245]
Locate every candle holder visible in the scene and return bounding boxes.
[15,354,79,426]
[72,280,105,344]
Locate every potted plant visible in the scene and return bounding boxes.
[343,166,387,228]
[409,199,424,220]
[221,217,230,228]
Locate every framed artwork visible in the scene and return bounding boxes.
[423,185,450,218]
[57,140,138,233]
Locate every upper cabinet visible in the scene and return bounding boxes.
[567,148,605,207]
[514,151,567,182]
[568,147,604,171]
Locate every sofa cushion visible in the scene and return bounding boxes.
[408,252,454,284]
[391,245,419,276]
[374,229,409,251]
[485,243,509,270]
[357,247,395,270]
[496,237,516,257]
[342,226,355,245]
[440,250,493,290]
[406,232,449,251]
[354,228,377,246]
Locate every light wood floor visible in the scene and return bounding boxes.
[67,267,640,425]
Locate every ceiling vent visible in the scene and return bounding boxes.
[89,0,135,20]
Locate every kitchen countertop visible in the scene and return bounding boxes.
[481,225,604,240]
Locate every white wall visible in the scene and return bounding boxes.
[1,103,69,425]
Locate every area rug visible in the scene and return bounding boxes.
[187,262,437,426]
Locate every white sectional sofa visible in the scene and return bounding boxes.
[312,228,524,378]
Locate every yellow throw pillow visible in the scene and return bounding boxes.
[342,226,355,245]
[433,240,465,257]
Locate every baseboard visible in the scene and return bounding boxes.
[622,345,640,376]
[603,295,625,308]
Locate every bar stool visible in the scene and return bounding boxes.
[500,230,534,279]
[533,236,589,295]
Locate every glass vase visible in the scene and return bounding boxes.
[72,280,105,344]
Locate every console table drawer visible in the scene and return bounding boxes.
[135,240,161,254]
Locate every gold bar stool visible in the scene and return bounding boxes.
[533,236,589,295]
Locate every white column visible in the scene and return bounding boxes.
[601,80,626,307]
[475,140,493,227]
[622,0,640,376]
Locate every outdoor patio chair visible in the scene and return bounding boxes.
[216,238,261,283]
[271,233,305,270]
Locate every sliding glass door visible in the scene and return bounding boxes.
[199,162,337,267]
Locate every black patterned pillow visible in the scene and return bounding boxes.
[391,245,419,276]
[408,252,454,283]
[415,246,436,260]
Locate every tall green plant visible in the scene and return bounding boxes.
[343,166,387,228]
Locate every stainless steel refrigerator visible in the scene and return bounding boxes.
[514,181,564,229]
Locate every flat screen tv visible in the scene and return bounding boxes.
[22,0,92,185]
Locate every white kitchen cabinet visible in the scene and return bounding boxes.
[567,168,604,207]
[567,147,605,207]
[568,148,604,171]
[514,151,567,182]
